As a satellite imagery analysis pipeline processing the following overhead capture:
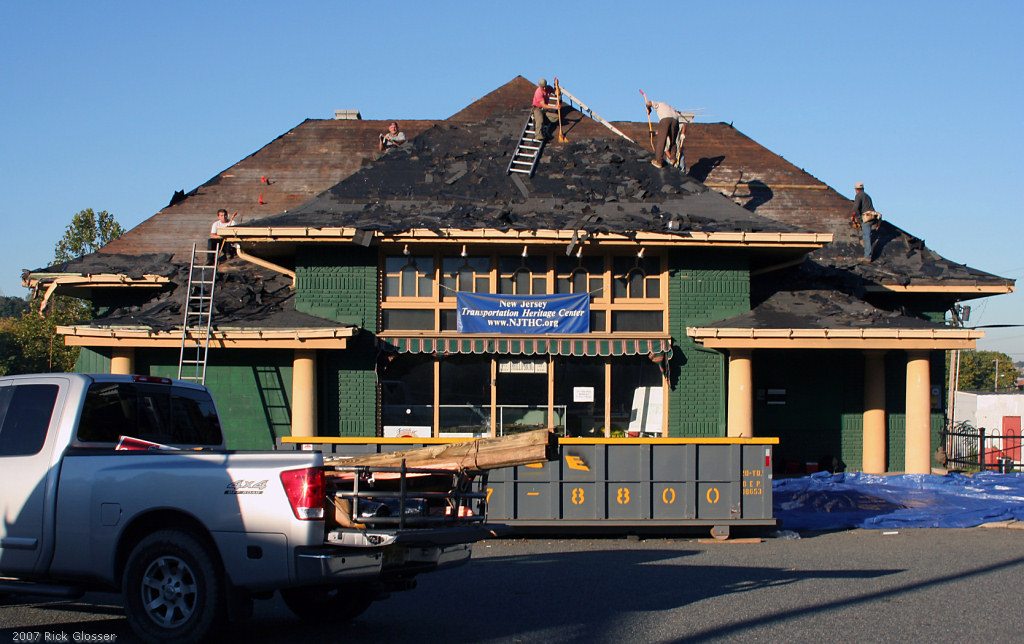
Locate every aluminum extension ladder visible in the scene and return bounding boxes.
[507,112,547,176]
[177,244,218,384]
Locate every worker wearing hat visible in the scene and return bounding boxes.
[851,182,880,261]
[531,78,558,141]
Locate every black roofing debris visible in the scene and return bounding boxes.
[727,259,941,330]
[244,112,799,237]
[36,253,343,332]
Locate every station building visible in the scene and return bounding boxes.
[33,77,1013,474]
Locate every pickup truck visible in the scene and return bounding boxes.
[0,373,488,643]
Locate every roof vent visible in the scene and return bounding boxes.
[333,110,362,120]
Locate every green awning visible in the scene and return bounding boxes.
[377,335,674,359]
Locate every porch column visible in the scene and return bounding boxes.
[727,349,753,438]
[905,350,932,474]
[862,350,887,473]
[292,349,317,438]
[110,347,135,375]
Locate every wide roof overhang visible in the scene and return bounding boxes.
[57,325,356,349]
[687,326,984,350]
[221,226,833,248]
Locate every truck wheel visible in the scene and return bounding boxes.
[122,529,225,643]
[280,584,375,622]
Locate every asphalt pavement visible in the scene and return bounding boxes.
[2,527,1022,643]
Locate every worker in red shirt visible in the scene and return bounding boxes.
[531,78,558,141]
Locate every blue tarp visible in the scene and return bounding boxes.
[773,472,1024,531]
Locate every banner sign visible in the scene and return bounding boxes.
[456,292,590,334]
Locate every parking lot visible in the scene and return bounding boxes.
[3,527,1023,643]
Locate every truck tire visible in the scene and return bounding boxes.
[280,584,375,622]
[122,529,226,643]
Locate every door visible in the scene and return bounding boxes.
[1003,416,1021,463]
[0,377,66,573]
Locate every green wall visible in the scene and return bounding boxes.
[667,250,750,437]
[295,245,379,331]
[296,244,379,437]
[77,347,294,450]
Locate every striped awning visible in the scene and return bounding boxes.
[377,335,674,359]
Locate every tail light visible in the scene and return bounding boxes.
[280,467,325,520]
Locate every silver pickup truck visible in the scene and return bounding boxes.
[0,373,488,643]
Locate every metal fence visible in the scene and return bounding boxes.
[940,421,1021,472]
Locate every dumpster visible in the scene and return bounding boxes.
[278,436,776,538]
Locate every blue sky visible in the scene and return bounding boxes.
[3,1,1022,359]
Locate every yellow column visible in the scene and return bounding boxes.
[905,350,932,474]
[110,347,135,375]
[727,349,753,438]
[862,350,887,473]
[291,349,316,438]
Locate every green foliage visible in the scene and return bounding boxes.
[53,208,125,263]
[2,298,87,374]
[0,295,30,318]
[946,350,1018,392]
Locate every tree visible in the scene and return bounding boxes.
[946,350,1018,392]
[54,208,125,263]
[0,295,29,318]
[2,208,125,375]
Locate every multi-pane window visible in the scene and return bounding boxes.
[441,256,490,299]
[556,256,604,296]
[384,256,434,298]
[498,256,547,295]
[381,248,665,333]
[613,256,661,299]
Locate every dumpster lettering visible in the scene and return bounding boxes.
[616,488,631,504]
[706,487,720,504]
[662,487,676,504]
[565,454,590,471]
[571,487,585,504]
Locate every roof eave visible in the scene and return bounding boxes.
[686,326,983,350]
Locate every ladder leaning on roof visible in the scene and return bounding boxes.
[507,111,548,176]
[177,244,218,385]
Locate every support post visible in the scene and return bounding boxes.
[727,349,753,438]
[905,350,932,474]
[110,347,135,375]
[862,350,887,473]
[292,349,316,438]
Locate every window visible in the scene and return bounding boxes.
[380,248,666,334]
[556,256,604,297]
[613,256,661,299]
[499,256,547,295]
[78,382,222,446]
[0,384,58,456]
[441,256,490,299]
[384,256,434,299]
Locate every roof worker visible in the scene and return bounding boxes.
[207,208,237,264]
[851,182,881,262]
[645,99,684,168]
[378,121,406,151]
[531,78,558,141]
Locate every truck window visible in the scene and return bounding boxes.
[78,382,137,443]
[0,384,58,456]
[170,387,222,445]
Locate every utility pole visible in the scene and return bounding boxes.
[994,359,999,392]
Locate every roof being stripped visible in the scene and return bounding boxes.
[33,76,1012,337]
